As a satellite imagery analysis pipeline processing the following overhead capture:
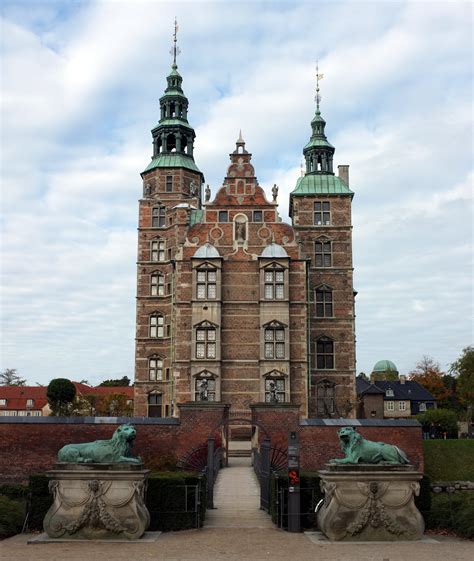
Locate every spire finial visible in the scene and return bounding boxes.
[170,17,180,66]
[315,61,324,111]
[237,129,244,143]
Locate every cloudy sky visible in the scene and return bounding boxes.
[1,0,472,386]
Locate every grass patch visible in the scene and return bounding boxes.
[423,440,474,481]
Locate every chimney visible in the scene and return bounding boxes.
[400,375,406,384]
[338,165,349,186]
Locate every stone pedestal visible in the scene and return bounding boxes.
[44,463,150,540]
[317,464,424,541]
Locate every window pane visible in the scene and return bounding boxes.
[264,284,273,299]
[314,212,322,224]
[254,211,263,222]
[219,211,228,222]
[207,343,216,358]
[207,329,216,341]
[323,255,331,267]
[207,270,217,282]
[264,329,274,341]
[323,212,330,223]
[323,242,331,252]
[326,356,334,369]
[322,202,330,211]
[276,342,285,358]
[196,343,205,358]
[265,343,274,358]
[264,271,273,282]
[315,255,322,267]
[316,303,324,317]
[276,379,285,390]
[196,329,205,341]
[275,329,285,341]
[275,284,284,299]
[326,291,333,302]
[275,271,284,282]
[317,341,325,353]
[197,271,206,282]
[315,242,322,252]
[197,284,206,299]
[315,290,323,302]
[314,202,321,211]
[325,303,333,316]
[317,356,325,369]
[207,284,216,298]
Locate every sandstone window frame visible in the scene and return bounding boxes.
[152,206,166,228]
[398,401,406,411]
[260,261,289,301]
[194,321,218,360]
[316,378,335,416]
[315,284,333,317]
[148,355,164,381]
[150,238,166,262]
[149,313,165,338]
[264,374,286,402]
[150,271,165,296]
[196,267,217,300]
[314,201,331,226]
[263,321,286,360]
[315,238,332,268]
[148,392,163,417]
[316,336,334,369]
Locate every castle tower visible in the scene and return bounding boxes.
[290,68,356,417]
[134,23,204,417]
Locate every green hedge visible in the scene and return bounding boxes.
[0,483,28,500]
[270,472,323,529]
[146,471,206,531]
[423,440,474,481]
[0,496,25,539]
[425,492,474,539]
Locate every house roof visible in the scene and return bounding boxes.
[356,377,385,396]
[373,380,436,401]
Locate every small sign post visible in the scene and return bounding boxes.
[287,431,301,532]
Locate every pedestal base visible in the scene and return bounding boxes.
[317,464,424,541]
[44,463,150,540]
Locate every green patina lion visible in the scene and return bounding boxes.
[57,424,141,464]
[330,426,409,465]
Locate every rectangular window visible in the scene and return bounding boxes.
[316,339,334,369]
[218,211,228,222]
[149,358,163,381]
[152,207,166,228]
[264,268,285,300]
[0,399,6,406]
[151,240,165,262]
[196,269,217,300]
[151,273,165,296]
[399,401,406,411]
[148,393,162,418]
[150,315,164,338]
[265,378,285,402]
[195,377,216,401]
[387,401,395,411]
[419,402,426,412]
[253,211,263,222]
[26,399,34,407]
[315,287,333,317]
[166,175,173,192]
[195,327,217,359]
[315,241,332,267]
[264,327,285,359]
[314,201,331,225]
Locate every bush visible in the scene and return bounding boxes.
[423,440,474,481]
[425,492,474,539]
[0,483,28,500]
[417,408,459,438]
[415,475,432,513]
[146,471,206,531]
[27,474,53,531]
[0,496,25,539]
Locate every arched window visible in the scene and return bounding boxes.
[195,323,216,359]
[151,272,165,296]
[315,285,333,317]
[152,206,166,227]
[315,239,332,267]
[149,356,163,381]
[194,371,216,401]
[316,379,335,416]
[150,314,164,338]
[148,392,162,418]
[167,133,176,152]
[264,323,285,359]
[196,268,217,299]
[264,265,285,300]
[264,374,286,403]
[151,239,165,262]
[316,337,334,369]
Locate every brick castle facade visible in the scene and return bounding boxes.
[134,56,356,418]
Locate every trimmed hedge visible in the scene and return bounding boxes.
[146,471,206,531]
[0,495,25,539]
[425,492,474,539]
[270,472,323,529]
[423,440,474,481]
[26,471,206,533]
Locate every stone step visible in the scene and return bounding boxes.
[228,449,252,457]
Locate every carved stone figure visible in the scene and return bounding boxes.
[330,427,409,465]
[57,424,141,464]
[268,381,278,403]
[235,221,246,241]
[272,183,278,201]
[205,184,211,202]
[190,180,198,197]
[143,183,152,197]
[199,379,209,401]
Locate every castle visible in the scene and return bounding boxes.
[133,40,356,418]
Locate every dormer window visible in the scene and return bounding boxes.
[0,399,6,406]
[386,388,394,397]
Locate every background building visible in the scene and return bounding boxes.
[134,56,356,418]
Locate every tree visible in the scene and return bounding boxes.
[357,372,369,381]
[0,368,26,386]
[416,408,459,438]
[450,346,474,411]
[95,393,133,417]
[47,378,76,416]
[98,376,131,387]
[408,356,450,402]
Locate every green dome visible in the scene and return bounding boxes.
[372,360,398,373]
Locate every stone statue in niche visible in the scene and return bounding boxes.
[205,184,211,202]
[268,381,278,403]
[199,379,209,401]
[190,180,198,197]
[272,183,278,202]
[235,218,246,242]
[143,183,152,197]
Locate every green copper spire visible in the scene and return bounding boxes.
[143,19,202,176]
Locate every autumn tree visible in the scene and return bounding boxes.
[95,393,133,417]
[450,346,474,411]
[408,356,450,402]
[0,368,26,386]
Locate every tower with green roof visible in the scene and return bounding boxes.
[134,21,204,417]
[290,67,356,418]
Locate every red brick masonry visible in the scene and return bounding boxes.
[0,404,423,483]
